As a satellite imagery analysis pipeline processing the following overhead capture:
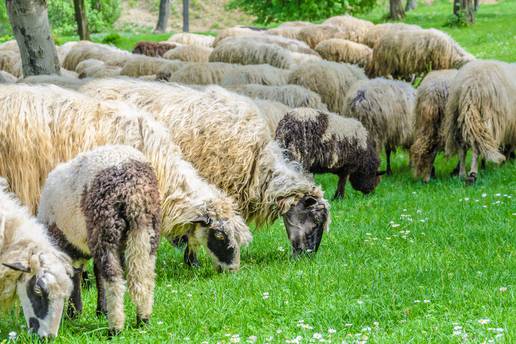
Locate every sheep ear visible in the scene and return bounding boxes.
[376,170,386,176]
[2,262,31,273]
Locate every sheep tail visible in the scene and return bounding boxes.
[125,223,157,321]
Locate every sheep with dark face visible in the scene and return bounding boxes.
[275,108,383,199]
[0,179,73,338]
[38,145,161,334]
[342,78,416,175]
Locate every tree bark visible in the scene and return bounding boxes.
[154,0,170,33]
[455,0,476,23]
[389,0,405,20]
[6,0,60,77]
[73,0,90,40]
[405,0,417,11]
[92,0,102,11]
[453,0,461,16]
[183,0,189,32]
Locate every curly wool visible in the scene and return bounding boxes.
[79,78,326,225]
[315,39,372,68]
[443,60,516,163]
[18,74,87,90]
[323,15,374,44]
[75,59,122,79]
[297,25,340,49]
[288,60,367,115]
[409,70,458,181]
[0,84,250,246]
[267,27,304,40]
[220,35,317,56]
[63,41,131,71]
[209,39,293,69]
[367,28,474,79]
[168,32,215,48]
[163,45,213,62]
[252,99,291,135]
[343,78,416,152]
[227,84,328,111]
[212,27,260,47]
[0,70,16,83]
[221,64,290,86]
[0,50,21,77]
[121,55,184,77]
[362,23,422,48]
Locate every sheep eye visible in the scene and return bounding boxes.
[214,231,225,241]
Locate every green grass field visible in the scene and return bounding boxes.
[1,0,515,343]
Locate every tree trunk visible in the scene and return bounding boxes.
[389,0,405,20]
[6,0,60,77]
[92,0,101,11]
[73,0,90,40]
[457,0,476,23]
[453,0,461,16]
[405,0,417,11]
[474,0,480,11]
[183,0,189,32]
[154,0,170,33]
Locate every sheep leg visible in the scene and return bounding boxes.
[125,226,158,327]
[503,146,515,160]
[184,238,200,268]
[481,158,486,170]
[67,267,83,319]
[385,146,393,176]
[457,148,467,178]
[333,173,348,200]
[465,149,479,185]
[94,262,108,317]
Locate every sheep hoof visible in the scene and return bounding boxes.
[465,172,477,185]
[136,316,150,327]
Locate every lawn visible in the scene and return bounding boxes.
[1,1,515,343]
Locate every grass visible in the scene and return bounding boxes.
[1,1,516,343]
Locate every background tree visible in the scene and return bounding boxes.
[183,0,189,32]
[405,0,417,11]
[154,0,171,33]
[453,0,476,24]
[6,0,60,76]
[389,0,405,19]
[73,0,90,40]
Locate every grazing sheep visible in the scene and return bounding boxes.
[323,15,373,44]
[276,108,383,199]
[367,29,474,79]
[0,85,252,285]
[38,145,161,334]
[315,39,372,68]
[163,45,213,62]
[343,78,416,175]
[0,70,16,83]
[132,41,176,57]
[164,62,236,84]
[444,60,516,183]
[409,69,458,182]
[63,42,131,71]
[227,84,328,110]
[75,59,121,79]
[168,32,214,48]
[0,50,22,77]
[121,55,184,77]
[362,23,421,48]
[298,25,340,49]
[213,27,259,47]
[17,74,87,90]
[0,40,19,52]
[268,27,303,40]
[288,61,367,115]
[81,79,330,255]
[290,52,323,66]
[56,41,79,64]
[253,99,291,134]
[209,40,292,69]
[0,179,73,338]
[220,35,317,56]
[221,64,290,86]
[155,60,189,81]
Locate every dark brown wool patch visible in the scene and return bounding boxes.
[47,223,90,261]
[80,159,161,282]
[275,111,380,181]
[132,42,177,57]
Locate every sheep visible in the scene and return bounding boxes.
[443,60,516,184]
[17,74,88,90]
[268,26,303,40]
[315,39,372,68]
[163,45,213,63]
[0,50,22,77]
[276,108,383,199]
[155,59,189,81]
[80,78,330,255]
[168,32,215,48]
[297,25,340,49]
[220,64,290,86]
[219,35,317,56]
[367,29,474,79]
[209,39,292,69]
[278,21,314,28]
[213,27,260,47]
[288,61,367,115]
[253,99,291,134]
[120,55,184,77]
[362,23,422,48]
[132,41,177,57]
[56,41,80,65]
[38,145,161,334]
[290,51,323,66]
[63,42,131,71]
[409,69,458,182]
[0,179,73,338]
[0,70,16,83]
[0,84,252,287]
[322,15,374,44]
[343,78,417,175]
[227,84,328,110]
[75,59,122,79]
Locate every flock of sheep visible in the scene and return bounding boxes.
[0,14,515,339]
